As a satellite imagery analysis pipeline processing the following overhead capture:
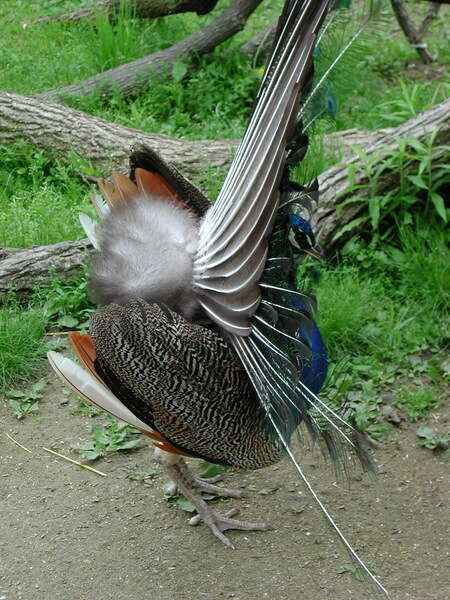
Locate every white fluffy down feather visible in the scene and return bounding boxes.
[90,195,201,319]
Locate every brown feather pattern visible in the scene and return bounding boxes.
[90,299,281,469]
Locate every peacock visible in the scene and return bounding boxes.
[47,0,388,594]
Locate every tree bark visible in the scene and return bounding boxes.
[240,20,276,63]
[417,3,442,38]
[1,99,448,292]
[390,0,441,64]
[0,241,90,293]
[0,91,238,174]
[26,0,220,25]
[36,0,263,104]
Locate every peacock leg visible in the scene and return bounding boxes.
[176,459,248,498]
[154,448,273,548]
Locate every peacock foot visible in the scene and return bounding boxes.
[158,454,273,547]
[187,506,273,548]
[189,501,273,548]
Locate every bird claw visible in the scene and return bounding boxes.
[189,507,273,548]
[161,458,273,547]
[199,473,223,484]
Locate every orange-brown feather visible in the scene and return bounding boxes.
[111,172,140,204]
[68,332,104,384]
[135,168,185,206]
[146,435,196,457]
[97,169,188,215]
[97,177,120,209]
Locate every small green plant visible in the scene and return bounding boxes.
[78,416,141,460]
[338,563,366,583]
[5,378,47,419]
[69,397,101,417]
[371,81,450,126]
[397,386,441,422]
[164,489,218,514]
[198,461,223,479]
[336,133,449,245]
[416,426,449,453]
[347,383,391,441]
[35,271,94,331]
[130,469,160,484]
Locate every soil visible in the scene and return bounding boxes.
[1,368,448,600]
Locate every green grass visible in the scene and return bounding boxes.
[0,272,94,391]
[0,0,448,443]
[0,1,205,95]
[68,49,262,140]
[0,298,47,390]
[315,228,449,435]
[0,0,279,98]
[0,143,94,246]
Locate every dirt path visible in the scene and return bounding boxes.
[1,370,448,600]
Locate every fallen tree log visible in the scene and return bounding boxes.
[240,20,276,62]
[1,99,448,292]
[0,90,387,174]
[36,0,263,103]
[0,91,238,174]
[0,240,90,293]
[26,0,220,25]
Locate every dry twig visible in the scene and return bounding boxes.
[43,447,108,477]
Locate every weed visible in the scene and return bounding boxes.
[69,397,101,418]
[337,133,449,244]
[346,382,391,441]
[198,461,223,479]
[164,489,218,514]
[4,378,47,419]
[34,270,94,330]
[78,415,141,460]
[370,81,450,127]
[130,469,160,484]
[397,386,442,422]
[338,563,366,583]
[416,426,449,453]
